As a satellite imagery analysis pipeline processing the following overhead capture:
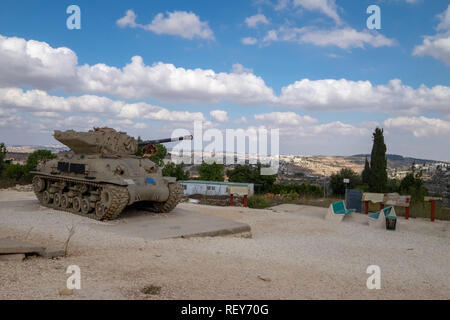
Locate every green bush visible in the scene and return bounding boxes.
[247,195,270,209]
[270,183,322,197]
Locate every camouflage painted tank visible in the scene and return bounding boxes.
[32,127,192,220]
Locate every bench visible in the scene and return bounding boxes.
[325,200,356,222]
[368,206,397,229]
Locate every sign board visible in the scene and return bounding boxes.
[362,193,384,203]
[343,179,350,184]
[384,193,411,207]
[226,186,249,196]
[345,189,363,213]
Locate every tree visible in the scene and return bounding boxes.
[330,168,362,196]
[163,162,190,181]
[135,137,167,166]
[368,128,387,193]
[198,162,224,181]
[149,144,167,166]
[0,142,6,173]
[399,165,428,203]
[227,164,276,193]
[26,150,57,171]
[361,156,371,185]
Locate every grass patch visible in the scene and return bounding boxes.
[247,195,270,209]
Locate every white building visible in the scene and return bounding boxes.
[180,180,254,196]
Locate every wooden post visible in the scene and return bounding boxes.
[424,197,442,222]
[230,194,234,207]
[380,203,384,210]
[243,195,248,208]
[405,207,409,220]
[431,200,436,222]
[364,201,369,215]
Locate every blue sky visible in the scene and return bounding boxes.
[0,0,449,159]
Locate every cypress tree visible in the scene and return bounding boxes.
[369,128,387,192]
[361,156,371,185]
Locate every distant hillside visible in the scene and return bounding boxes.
[352,154,445,164]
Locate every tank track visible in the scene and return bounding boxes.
[33,175,129,221]
[150,182,184,213]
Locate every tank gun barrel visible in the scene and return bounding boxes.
[138,135,193,146]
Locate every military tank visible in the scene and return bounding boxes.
[31,127,192,220]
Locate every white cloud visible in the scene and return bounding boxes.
[254,112,317,126]
[413,6,450,66]
[116,9,137,28]
[241,37,258,45]
[0,87,206,122]
[437,5,450,31]
[231,63,253,74]
[0,34,275,105]
[293,0,342,24]
[116,10,214,40]
[245,14,269,28]
[277,78,450,115]
[210,110,229,123]
[253,112,370,139]
[0,34,77,90]
[0,34,449,118]
[384,116,450,137]
[413,33,450,65]
[263,30,278,42]
[263,27,395,49]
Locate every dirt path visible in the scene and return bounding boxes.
[0,191,449,299]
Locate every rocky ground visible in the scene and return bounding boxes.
[0,189,449,300]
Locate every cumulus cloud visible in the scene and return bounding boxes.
[245,14,269,28]
[0,34,275,104]
[0,34,78,90]
[262,27,395,49]
[413,6,450,66]
[0,34,449,117]
[116,10,214,40]
[0,87,205,122]
[210,110,229,123]
[277,78,450,115]
[253,112,370,138]
[384,116,450,137]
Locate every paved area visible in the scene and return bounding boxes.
[0,190,449,300]
[0,199,251,240]
[0,238,45,255]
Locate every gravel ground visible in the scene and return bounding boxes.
[0,190,449,300]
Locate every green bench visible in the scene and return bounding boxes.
[325,200,356,221]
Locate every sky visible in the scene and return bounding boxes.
[0,0,449,160]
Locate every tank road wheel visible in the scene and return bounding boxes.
[33,176,46,193]
[94,185,129,221]
[53,193,62,208]
[151,183,184,213]
[73,197,82,213]
[42,191,51,204]
[95,202,105,219]
[80,198,91,215]
[60,194,69,209]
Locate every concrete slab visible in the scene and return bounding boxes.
[0,238,45,255]
[0,199,251,241]
[93,207,251,240]
[0,253,25,261]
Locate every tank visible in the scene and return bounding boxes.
[31,127,192,220]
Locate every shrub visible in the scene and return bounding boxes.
[247,195,270,209]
